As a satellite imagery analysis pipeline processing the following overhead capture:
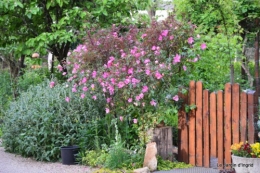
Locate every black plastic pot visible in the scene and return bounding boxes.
[60,145,79,165]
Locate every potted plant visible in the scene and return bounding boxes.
[231,141,260,173]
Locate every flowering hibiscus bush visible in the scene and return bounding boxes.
[231,141,260,158]
[61,15,206,146]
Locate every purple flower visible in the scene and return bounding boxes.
[173,54,181,64]
[187,37,194,44]
[173,95,179,101]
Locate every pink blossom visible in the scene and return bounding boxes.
[91,84,95,90]
[152,46,157,50]
[106,97,112,103]
[197,34,200,38]
[135,95,141,101]
[187,37,194,44]
[150,100,157,106]
[121,52,126,58]
[62,72,67,76]
[108,85,114,95]
[67,52,71,56]
[92,71,97,78]
[141,33,147,39]
[110,78,116,85]
[133,119,138,124]
[128,68,134,74]
[102,72,109,79]
[49,81,55,88]
[161,30,169,37]
[132,78,141,85]
[142,86,149,93]
[124,78,131,84]
[154,50,160,55]
[193,57,198,62]
[201,43,207,50]
[81,93,85,99]
[170,35,174,40]
[145,69,151,75]
[105,108,110,114]
[158,35,163,41]
[173,95,179,101]
[155,71,163,79]
[144,59,150,64]
[81,77,87,84]
[139,93,144,99]
[57,65,63,72]
[72,87,77,92]
[65,97,70,102]
[183,65,187,71]
[92,95,97,100]
[142,102,145,107]
[82,86,88,92]
[96,41,100,45]
[119,116,123,121]
[128,98,133,103]
[118,81,125,88]
[173,54,181,64]
[136,60,140,64]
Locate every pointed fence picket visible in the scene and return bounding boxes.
[178,81,259,170]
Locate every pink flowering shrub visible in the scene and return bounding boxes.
[63,15,205,143]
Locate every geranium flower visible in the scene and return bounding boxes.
[173,95,179,101]
[105,108,110,114]
[49,81,55,88]
[142,86,149,93]
[173,54,181,64]
[65,97,70,102]
[201,43,207,50]
[133,119,138,124]
[161,30,169,37]
[119,116,123,121]
[155,71,163,79]
[150,100,157,106]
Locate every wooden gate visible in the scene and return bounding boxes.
[178,81,259,170]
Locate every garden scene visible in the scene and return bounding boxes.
[0,0,260,173]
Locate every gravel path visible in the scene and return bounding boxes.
[0,139,96,173]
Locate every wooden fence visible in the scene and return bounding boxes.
[178,81,259,170]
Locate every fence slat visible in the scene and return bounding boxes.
[195,81,203,167]
[188,81,196,165]
[178,90,189,163]
[224,83,232,170]
[240,92,248,143]
[210,92,217,158]
[248,91,256,143]
[232,84,240,144]
[203,90,210,167]
[217,91,224,170]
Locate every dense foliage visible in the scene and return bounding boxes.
[2,80,106,161]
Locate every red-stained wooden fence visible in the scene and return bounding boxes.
[178,81,259,170]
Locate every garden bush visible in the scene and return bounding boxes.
[2,79,106,161]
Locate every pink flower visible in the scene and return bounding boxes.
[119,116,123,121]
[144,59,150,64]
[139,93,144,99]
[201,43,207,50]
[65,97,70,102]
[57,65,63,72]
[106,97,112,103]
[135,95,141,101]
[183,65,187,71]
[102,72,109,79]
[142,86,149,93]
[133,119,138,124]
[81,93,85,99]
[72,87,77,92]
[152,46,157,50]
[197,34,200,38]
[150,100,157,106]
[187,37,194,44]
[173,95,179,101]
[62,72,67,76]
[82,86,88,92]
[155,71,163,79]
[131,78,140,85]
[81,77,87,84]
[124,78,131,84]
[91,84,95,90]
[92,71,97,78]
[118,81,125,88]
[145,69,151,75]
[128,68,134,74]
[128,98,133,103]
[49,81,55,88]
[193,57,198,62]
[169,35,174,40]
[92,95,97,100]
[105,108,110,114]
[158,35,163,41]
[161,30,169,37]
[173,54,181,64]
[141,33,147,39]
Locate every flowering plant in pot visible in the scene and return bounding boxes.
[230,141,260,173]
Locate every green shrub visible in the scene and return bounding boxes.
[2,80,106,161]
[157,156,193,170]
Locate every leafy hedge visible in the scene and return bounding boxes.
[2,80,106,161]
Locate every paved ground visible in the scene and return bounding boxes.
[0,140,96,173]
